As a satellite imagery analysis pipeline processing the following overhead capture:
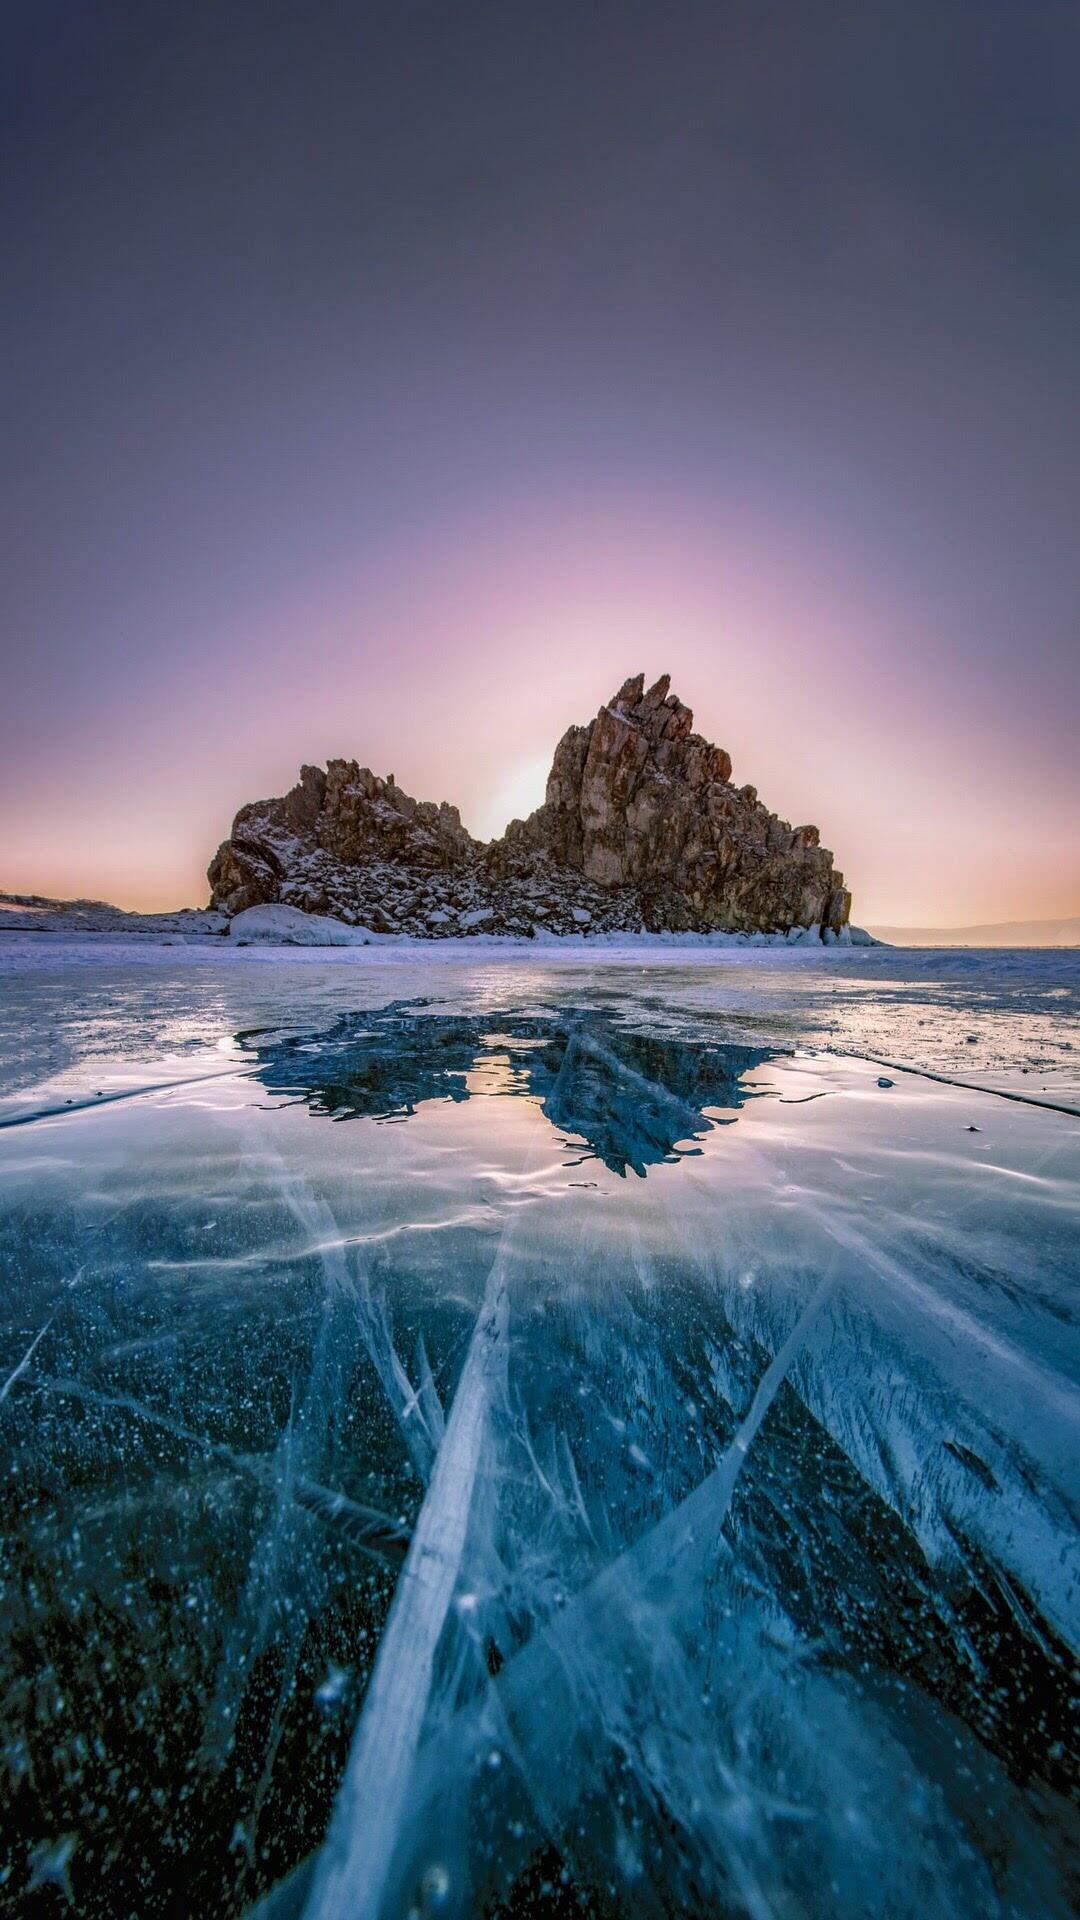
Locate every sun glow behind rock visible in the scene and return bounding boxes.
[471,754,551,844]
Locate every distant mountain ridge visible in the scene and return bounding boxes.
[207,673,852,939]
[867,917,1080,948]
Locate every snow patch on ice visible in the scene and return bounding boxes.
[229,905,381,946]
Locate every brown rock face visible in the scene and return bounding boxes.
[207,674,851,936]
[502,674,850,933]
[207,763,476,918]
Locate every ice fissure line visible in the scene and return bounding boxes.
[850,1053,1080,1119]
[352,1270,840,1899]
[301,1254,510,1920]
[0,1064,260,1129]
[301,1016,591,1919]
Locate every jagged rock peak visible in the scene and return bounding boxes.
[207,674,851,937]
[499,675,850,934]
[207,760,476,919]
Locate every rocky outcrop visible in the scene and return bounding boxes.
[499,673,850,933]
[207,761,476,924]
[207,675,851,937]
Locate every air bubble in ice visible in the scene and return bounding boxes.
[315,1666,351,1709]
[418,1862,451,1911]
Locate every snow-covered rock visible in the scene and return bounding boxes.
[228,904,377,946]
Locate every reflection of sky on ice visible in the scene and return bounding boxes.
[0,961,1077,1916]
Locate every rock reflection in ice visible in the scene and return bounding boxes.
[0,996,1076,1918]
[244,1003,771,1176]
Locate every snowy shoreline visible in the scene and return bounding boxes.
[1,932,1075,980]
[0,931,885,971]
[0,897,880,955]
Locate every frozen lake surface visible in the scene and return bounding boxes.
[0,942,1077,1917]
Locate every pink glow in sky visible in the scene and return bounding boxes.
[2,5,1078,928]
[2,488,1076,925]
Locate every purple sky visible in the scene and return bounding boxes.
[2,2,1078,923]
